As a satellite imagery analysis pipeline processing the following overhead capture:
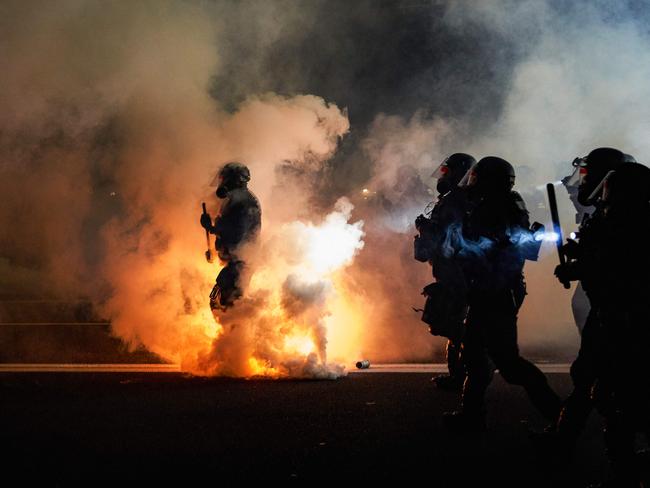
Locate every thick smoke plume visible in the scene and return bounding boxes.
[0,0,354,376]
[198,198,364,378]
[340,0,650,360]
[2,0,650,372]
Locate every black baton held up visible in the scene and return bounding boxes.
[546,183,570,289]
[202,202,214,263]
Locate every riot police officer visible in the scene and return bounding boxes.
[546,148,627,452]
[200,162,261,311]
[588,162,650,487]
[561,151,638,335]
[415,153,475,390]
[443,157,560,432]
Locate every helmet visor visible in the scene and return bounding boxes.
[457,162,478,188]
[431,163,449,179]
[565,157,588,187]
[209,172,223,187]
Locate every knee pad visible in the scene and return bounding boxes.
[211,262,244,310]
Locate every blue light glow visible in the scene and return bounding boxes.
[534,231,560,242]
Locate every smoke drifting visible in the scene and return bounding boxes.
[197,198,364,378]
[2,0,649,374]
[0,0,352,375]
[363,0,650,355]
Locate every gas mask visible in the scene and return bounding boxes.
[216,176,235,199]
[216,183,230,199]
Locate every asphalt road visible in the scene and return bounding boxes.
[1,372,609,486]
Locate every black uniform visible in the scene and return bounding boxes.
[593,216,650,486]
[202,162,261,311]
[458,190,561,422]
[415,153,476,389]
[589,164,650,486]
[550,148,628,446]
[213,187,261,261]
[417,188,470,385]
[554,209,607,441]
[561,174,592,334]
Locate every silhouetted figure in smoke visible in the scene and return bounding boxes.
[442,157,559,432]
[560,151,636,335]
[536,148,627,455]
[586,163,650,487]
[414,153,475,390]
[562,166,600,336]
[200,162,261,311]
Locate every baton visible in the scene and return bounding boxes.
[546,183,570,289]
[202,202,214,263]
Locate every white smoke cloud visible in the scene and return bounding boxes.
[357,0,650,357]
[4,0,649,370]
[199,198,364,378]
[0,0,356,376]
[446,1,650,352]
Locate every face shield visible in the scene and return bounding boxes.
[431,162,450,180]
[209,172,229,198]
[457,162,478,188]
[565,157,588,188]
[209,172,223,187]
[432,162,452,194]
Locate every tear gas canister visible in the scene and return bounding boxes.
[356,360,370,369]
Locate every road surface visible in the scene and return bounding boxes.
[1,370,609,486]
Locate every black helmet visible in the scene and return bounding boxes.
[467,156,515,196]
[573,147,625,205]
[219,161,250,184]
[432,153,476,194]
[622,153,637,163]
[216,161,251,198]
[602,162,650,207]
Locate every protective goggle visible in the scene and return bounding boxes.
[565,157,588,187]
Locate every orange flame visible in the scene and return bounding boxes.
[168,197,367,379]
